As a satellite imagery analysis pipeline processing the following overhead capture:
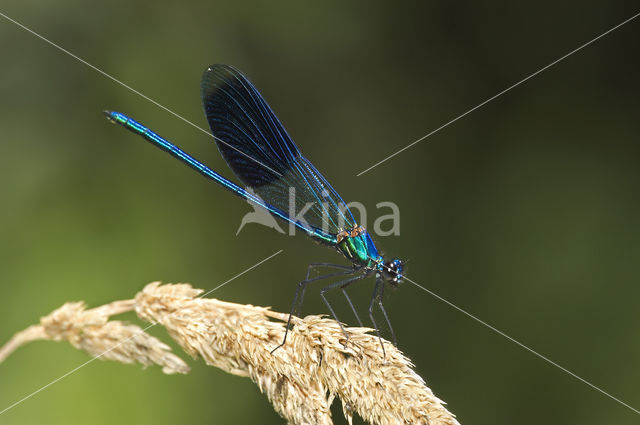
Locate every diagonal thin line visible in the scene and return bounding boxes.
[0,10,282,178]
[356,11,640,177]
[199,249,283,298]
[403,275,640,415]
[0,249,283,416]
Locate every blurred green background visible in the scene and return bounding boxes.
[1,1,639,424]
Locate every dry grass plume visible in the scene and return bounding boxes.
[0,282,459,425]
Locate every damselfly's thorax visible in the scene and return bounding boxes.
[336,226,404,285]
[336,226,377,266]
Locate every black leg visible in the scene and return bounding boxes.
[296,263,355,318]
[299,263,363,326]
[304,263,354,279]
[342,287,363,327]
[376,282,397,347]
[271,263,357,354]
[368,277,386,357]
[319,272,370,346]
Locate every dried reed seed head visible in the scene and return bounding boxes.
[135,282,459,425]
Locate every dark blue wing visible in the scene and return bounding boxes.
[201,64,355,235]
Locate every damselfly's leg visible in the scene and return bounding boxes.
[319,272,370,346]
[271,263,357,354]
[296,263,355,318]
[299,263,364,326]
[375,281,397,347]
[341,287,363,327]
[369,277,386,357]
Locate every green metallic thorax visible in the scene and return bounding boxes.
[336,229,381,268]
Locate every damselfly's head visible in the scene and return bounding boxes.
[381,258,404,287]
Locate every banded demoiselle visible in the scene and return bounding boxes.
[105,64,404,354]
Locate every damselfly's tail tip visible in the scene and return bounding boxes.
[103,110,124,125]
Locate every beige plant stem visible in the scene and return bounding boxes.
[1,282,460,425]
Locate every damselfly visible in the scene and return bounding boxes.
[105,64,404,354]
